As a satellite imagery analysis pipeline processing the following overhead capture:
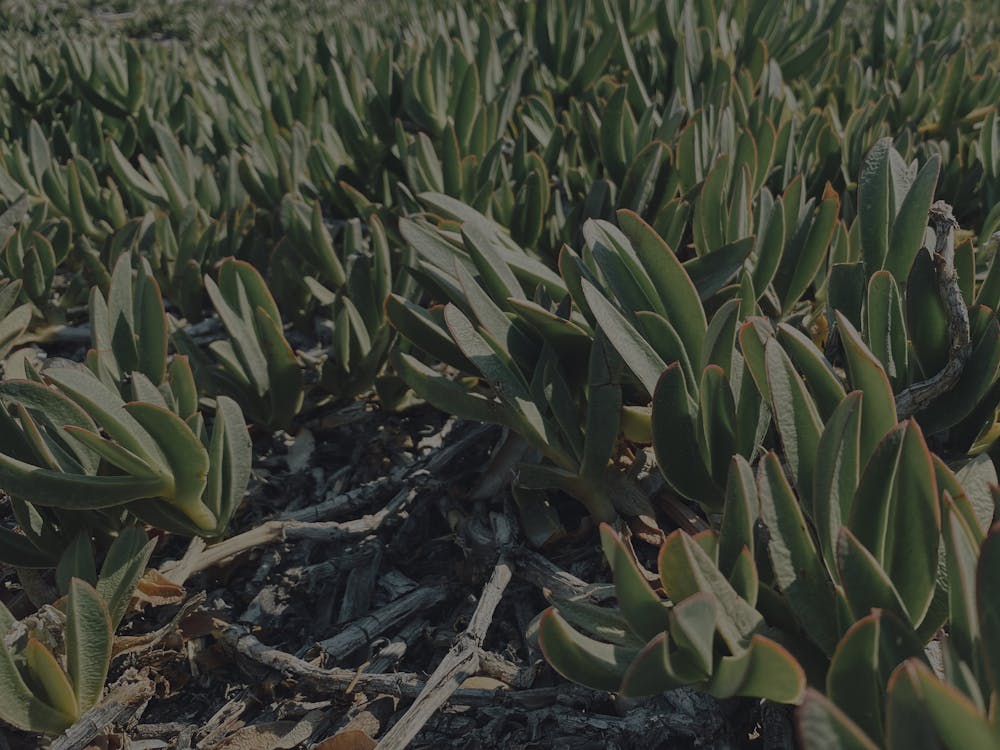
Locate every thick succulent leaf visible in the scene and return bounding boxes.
[942,495,981,669]
[858,138,893,271]
[776,184,839,313]
[751,196,785,297]
[701,298,740,375]
[826,610,925,740]
[616,209,706,365]
[886,660,998,750]
[0,450,170,510]
[134,268,168,384]
[24,638,78,721]
[835,313,897,465]
[764,337,822,498]
[581,277,665,398]
[737,317,774,397]
[683,236,754,300]
[0,301,30,359]
[885,154,940,284]
[0,378,100,474]
[537,609,637,691]
[813,392,863,578]
[707,634,806,703]
[547,593,639,649]
[62,427,158,479]
[97,527,155,629]
[204,275,268,396]
[658,530,762,652]
[65,578,113,712]
[865,271,908,389]
[55,532,97,594]
[718,455,757,577]
[108,138,167,204]
[600,525,669,641]
[829,261,867,332]
[462,216,527,303]
[652,363,722,508]
[776,323,845,421]
[635,310,697,391]
[221,259,283,331]
[977,524,1000,696]
[215,395,253,530]
[125,402,214,529]
[617,632,687,697]
[385,294,474,371]
[507,298,591,362]
[454,260,536,367]
[836,527,910,624]
[796,689,881,750]
[44,366,167,471]
[444,303,552,451]
[667,592,717,678]
[391,350,510,426]
[586,219,664,319]
[580,337,621,482]
[697,365,737,484]
[757,451,841,655]
[168,357,199,421]
[253,306,303,429]
[849,421,940,624]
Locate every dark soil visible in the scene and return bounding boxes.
[0,394,792,749]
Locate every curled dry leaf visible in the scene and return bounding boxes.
[133,569,185,608]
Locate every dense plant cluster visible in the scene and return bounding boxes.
[0,0,999,746]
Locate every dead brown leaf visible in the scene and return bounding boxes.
[134,569,186,606]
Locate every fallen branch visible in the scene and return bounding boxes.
[318,582,450,660]
[49,670,157,750]
[160,494,409,586]
[281,422,493,522]
[508,546,612,603]
[895,201,973,419]
[214,621,602,710]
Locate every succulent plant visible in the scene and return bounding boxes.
[172,258,303,432]
[0,0,998,741]
[0,527,155,735]
[0,363,251,537]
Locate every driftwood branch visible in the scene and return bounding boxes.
[895,201,972,418]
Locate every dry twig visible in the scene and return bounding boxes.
[49,670,157,750]
[374,513,514,749]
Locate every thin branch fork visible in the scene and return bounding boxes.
[375,509,517,749]
[374,554,513,750]
[214,620,598,710]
